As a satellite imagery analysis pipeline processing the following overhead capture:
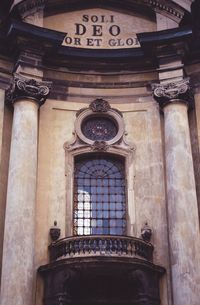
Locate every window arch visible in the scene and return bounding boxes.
[73,154,126,235]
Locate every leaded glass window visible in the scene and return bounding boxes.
[73,155,126,235]
[81,116,118,141]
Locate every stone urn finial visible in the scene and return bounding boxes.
[141,222,152,242]
[50,221,61,242]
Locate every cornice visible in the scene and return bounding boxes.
[0,19,198,71]
[145,0,183,20]
[2,19,193,52]
[16,0,45,16]
[13,0,185,22]
[138,26,192,46]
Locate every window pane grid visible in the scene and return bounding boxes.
[73,156,126,236]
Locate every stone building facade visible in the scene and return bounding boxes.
[0,1,200,305]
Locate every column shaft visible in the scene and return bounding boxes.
[164,102,200,305]
[0,89,5,279]
[0,99,39,305]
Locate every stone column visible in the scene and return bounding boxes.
[153,79,200,305]
[0,74,51,305]
[0,89,5,276]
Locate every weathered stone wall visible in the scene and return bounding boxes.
[0,2,200,305]
[0,90,12,284]
[34,87,170,304]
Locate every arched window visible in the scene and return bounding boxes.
[73,155,126,235]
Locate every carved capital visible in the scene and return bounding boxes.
[6,74,51,106]
[152,79,193,107]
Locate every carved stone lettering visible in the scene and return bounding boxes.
[43,8,157,49]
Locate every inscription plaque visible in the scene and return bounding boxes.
[45,9,156,49]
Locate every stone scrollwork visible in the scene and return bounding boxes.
[64,99,136,156]
[91,141,109,151]
[6,74,52,106]
[152,79,193,107]
[153,79,189,99]
[89,98,111,112]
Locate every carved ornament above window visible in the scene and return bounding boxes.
[75,99,124,147]
[64,99,135,155]
[89,98,111,113]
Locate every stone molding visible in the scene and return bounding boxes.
[15,0,184,21]
[17,0,45,16]
[74,99,125,147]
[152,79,193,107]
[6,74,51,106]
[63,100,136,237]
[146,0,183,20]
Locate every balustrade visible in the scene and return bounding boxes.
[49,235,153,262]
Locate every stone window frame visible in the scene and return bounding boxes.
[73,153,127,236]
[75,107,125,146]
[64,100,136,237]
[64,146,135,237]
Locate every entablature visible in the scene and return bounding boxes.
[11,0,187,23]
[0,19,194,70]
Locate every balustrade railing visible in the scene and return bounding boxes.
[49,235,153,262]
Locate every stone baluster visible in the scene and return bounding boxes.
[153,79,200,305]
[0,74,51,305]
